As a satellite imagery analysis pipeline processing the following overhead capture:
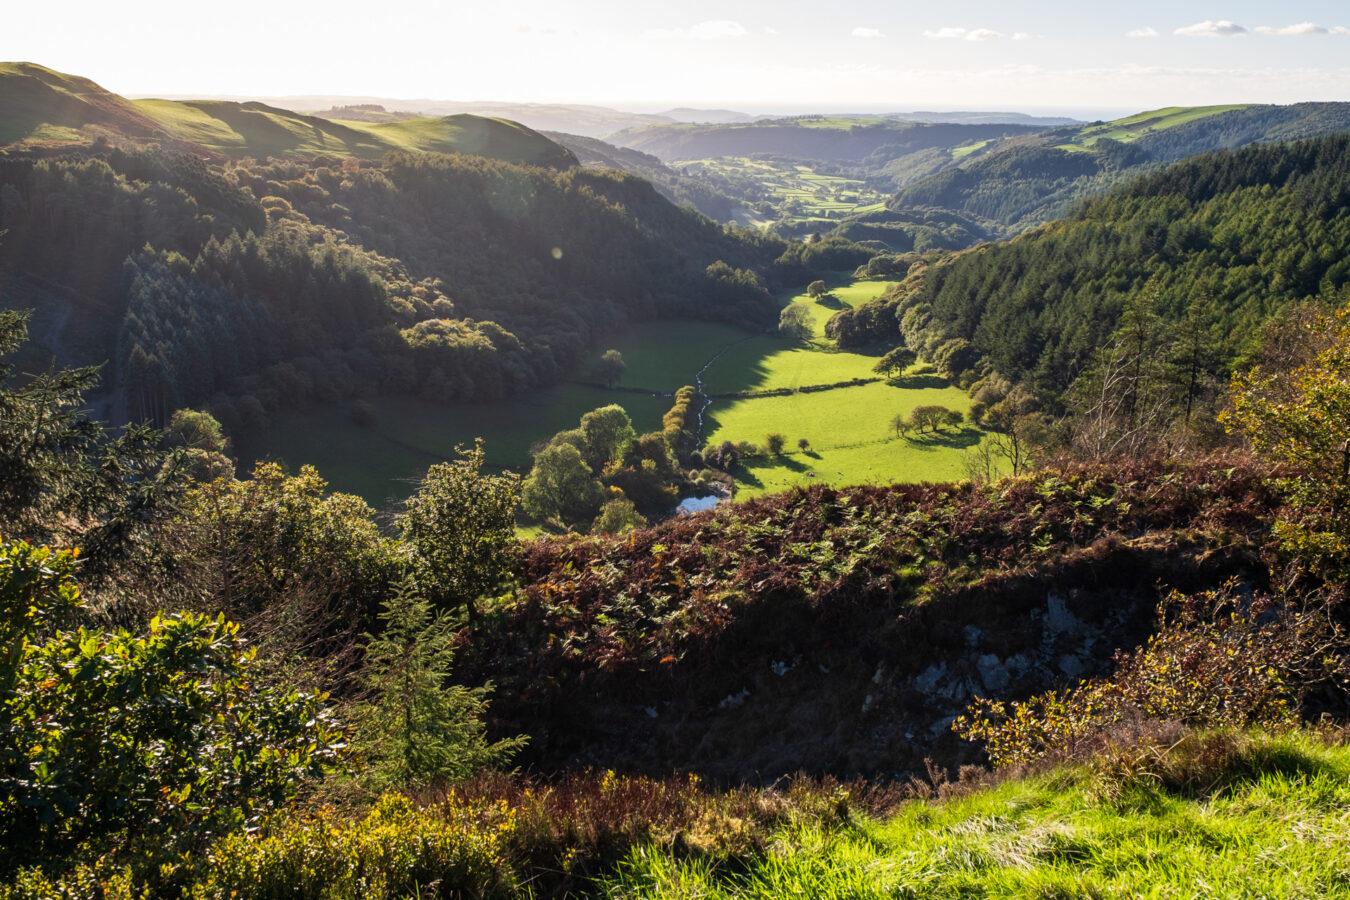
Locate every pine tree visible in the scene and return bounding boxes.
[357,578,525,790]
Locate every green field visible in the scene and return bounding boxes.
[707,380,980,497]
[676,156,889,225]
[244,276,980,507]
[238,385,670,507]
[588,320,761,391]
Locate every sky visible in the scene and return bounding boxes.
[6,0,1350,116]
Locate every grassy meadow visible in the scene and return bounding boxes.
[603,730,1350,899]
[238,385,670,507]
[243,276,989,507]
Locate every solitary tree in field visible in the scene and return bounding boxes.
[765,432,786,455]
[873,345,918,379]
[891,413,911,438]
[598,349,626,388]
[798,437,810,453]
[807,280,828,299]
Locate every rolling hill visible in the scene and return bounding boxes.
[0,62,577,169]
[608,117,1046,164]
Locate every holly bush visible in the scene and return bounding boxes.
[0,538,344,873]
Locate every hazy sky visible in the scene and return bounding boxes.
[7,0,1350,115]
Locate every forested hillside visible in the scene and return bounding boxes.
[544,131,744,221]
[0,60,897,434]
[830,134,1350,403]
[879,101,1350,238]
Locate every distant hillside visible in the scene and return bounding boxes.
[609,117,1046,164]
[0,63,577,169]
[256,96,678,138]
[657,107,755,124]
[0,62,167,145]
[885,110,1081,127]
[880,102,1350,237]
[545,131,744,221]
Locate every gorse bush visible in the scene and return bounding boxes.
[195,793,516,900]
[954,582,1350,767]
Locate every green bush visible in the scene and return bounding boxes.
[0,539,343,872]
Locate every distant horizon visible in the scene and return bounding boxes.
[122,88,1141,123]
[7,1,1350,113]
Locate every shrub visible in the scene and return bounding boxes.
[197,794,515,899]
[954,582,1350,767]
[0,540,343,872]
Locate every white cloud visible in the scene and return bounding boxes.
[923,26,1003,41]
[642,20,748,40]
[1253,22,1350,35]
[764,26,780,35]
[1174,20,1248,38]
[1126,27,1160,38]
[852,27,885,39]
[1012,32,1033,41]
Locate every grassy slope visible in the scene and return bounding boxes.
[605,731,1350,898]
[1060,104,1253,150]
[0,62,162,145]
[134,101,571,165]
[0,63,572,166]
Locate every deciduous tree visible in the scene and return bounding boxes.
[397,440,521,620]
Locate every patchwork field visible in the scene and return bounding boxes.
[243,276,989,507]
[675,156,889,225]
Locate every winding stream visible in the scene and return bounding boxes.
[692,335,757,444]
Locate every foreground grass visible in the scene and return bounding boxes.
[10,730,1348,897]
[604,730,1350,899]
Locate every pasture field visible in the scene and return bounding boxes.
[245,275,979,507]
[951,139,991,159]
[588,320,760,391]
[700,278,897,393]
[704,380,980,498]
[239,384,669,506]
[1058,104,1251,150]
